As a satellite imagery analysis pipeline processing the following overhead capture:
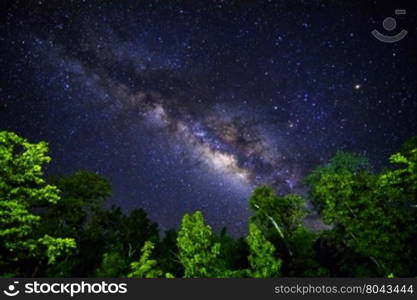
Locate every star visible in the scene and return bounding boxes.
[1,1,415,236]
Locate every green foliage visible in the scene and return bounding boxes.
[38,235,76,264]
[128,241,163,278]
[379,149,417,204]
[249,187,307,237]
[41,171,113,276]
[286,227,328,277]
[1,130,416,278]
[399,136,417,158]
[177,211,222,277]
[122,209,160,258]
[41,168,159,277]
[216,228,249,274]
[304,151,372,211]
[308,140,417,276]
[44,170,112,238]
[96,252,128,277]
[246,223,281,277]
[154,229,183,277]
[248,186,325,276]
[0,131,75,276]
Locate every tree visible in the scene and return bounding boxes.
[379,139,417,205]
[177,211,223,277]
[216,228,249,274]
[304,151,372,211]
[121,208,160,260]
[41,171,112,277]
[246,223,281,277]
[376,141,417,274]
[93,207,160,278]
[0,131,75,276]
[249,187,306,240]
[249,187,306,257]
[248,186,326,276]
[96,252,128,277]
[399,136,417,159]
[154,229,184,277]
[310,144,417,276]
[43,170,112,237]
[286,226,328,277]
[127,241,163,278]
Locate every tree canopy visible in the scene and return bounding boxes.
[1,130,416,278]
[0,131,75,276]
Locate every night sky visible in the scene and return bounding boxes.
[1,1,416,235]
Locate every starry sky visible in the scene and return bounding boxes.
[1,0,416,235]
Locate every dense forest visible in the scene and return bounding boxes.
[1,130,416,278]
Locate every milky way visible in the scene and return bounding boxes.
[1,1,416,235]
[48,26,301,195]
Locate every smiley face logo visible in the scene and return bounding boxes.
[3,281,20,297]
[372,9,408,43]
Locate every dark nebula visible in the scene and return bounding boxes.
[1,1,416,235]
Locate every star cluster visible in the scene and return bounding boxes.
[1,1,416,235]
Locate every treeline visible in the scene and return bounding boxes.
[0,130,416,277]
